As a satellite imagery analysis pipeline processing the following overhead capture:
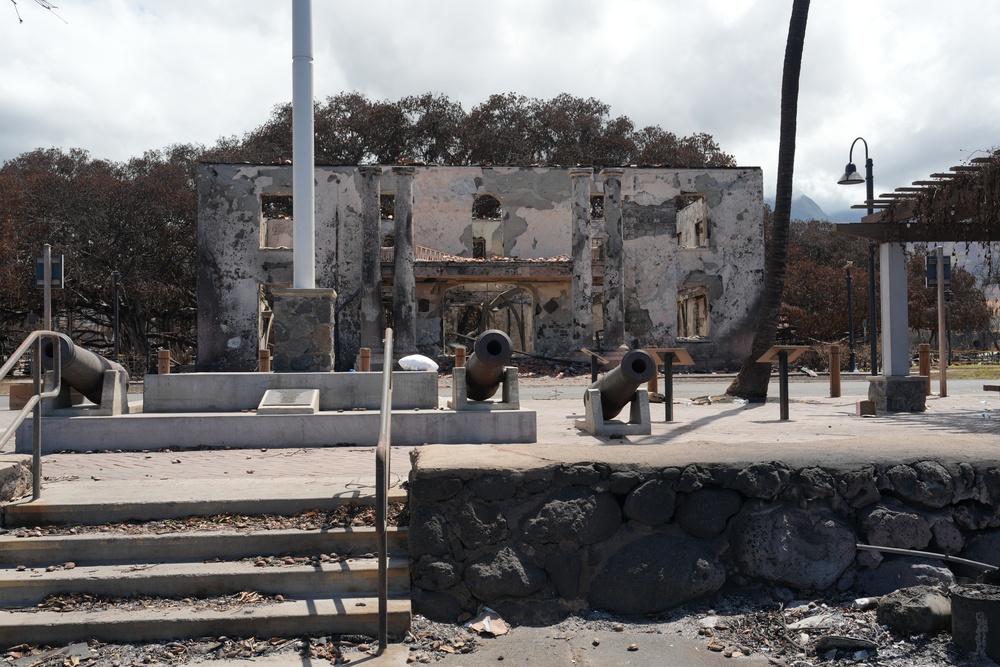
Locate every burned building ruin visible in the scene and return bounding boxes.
[196,164,764,371]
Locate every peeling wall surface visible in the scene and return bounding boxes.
[197,164,763,370]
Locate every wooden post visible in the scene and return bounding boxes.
[646,357,659,395]
[157,349,171,375]
[455,346,466,368]
[259,349,271,373]
[918,343,931,395]
[360,347,371,372]
[829,344,841,398]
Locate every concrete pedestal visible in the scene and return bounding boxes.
[271,288,337,372]
[868,376,927,412]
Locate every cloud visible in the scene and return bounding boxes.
[0,0,997,225]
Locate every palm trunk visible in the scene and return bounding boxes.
[727,0,811,400]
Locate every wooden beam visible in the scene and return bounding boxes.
[833,221,999,243]
[832,222,889,241]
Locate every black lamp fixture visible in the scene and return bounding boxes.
[837,137,879,376]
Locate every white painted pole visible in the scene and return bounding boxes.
[880,242,910,376]
[292,0,315,289]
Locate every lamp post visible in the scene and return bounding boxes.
[845,261,857,372]
[837,137,879,376]
[111,270,120,361]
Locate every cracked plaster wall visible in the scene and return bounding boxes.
[622,169,764,369]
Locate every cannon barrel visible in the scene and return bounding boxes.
[587,349,656,419]
[40,333,130,405]
[465,329,513,401]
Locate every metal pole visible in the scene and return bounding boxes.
[112,270,120,361]
[292,0,315,289]
[32,336,42,500]
[846,264,857,372]
[865,157,878,376]
[937,247,947,397]
[779,350,790,421]
[43,244,52,331]
[664,355,674,422]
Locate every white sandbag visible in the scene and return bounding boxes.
[398,354,439,372]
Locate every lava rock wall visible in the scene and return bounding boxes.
[408,457,1000,624]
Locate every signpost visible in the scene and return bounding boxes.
[34,244,64,330]
[758,345,810,420]
[645,347,695,422]
[928,248,949,397]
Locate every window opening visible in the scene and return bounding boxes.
[677,284,710,339]
[260,194,294,249]
[472,194,504,257]
[380,194,395,220]
[675,194,708,248]
[380,193,396,249]
[472,194,503,220]
[590,195,605,220]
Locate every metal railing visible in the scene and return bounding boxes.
[375,328,394,655]
[0,331,64,500]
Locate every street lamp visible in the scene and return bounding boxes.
[111,270,120,361]
[845,261,857,372]
[837,137,879,376]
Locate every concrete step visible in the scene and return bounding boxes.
[0,557,411,606]
[2,480,407,527]
[0,596,411,646]
[0,480,413,645]
[0,526,408,566]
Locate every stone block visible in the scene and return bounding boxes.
[271,288,337,373]
[868,376,927,412]
[589,531,725,614]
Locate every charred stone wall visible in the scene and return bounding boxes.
[408,456,1000,625]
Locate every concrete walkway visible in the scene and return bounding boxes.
[2,376,999,511]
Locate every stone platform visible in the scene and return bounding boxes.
[14,409,537,454]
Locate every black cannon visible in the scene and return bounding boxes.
[41,334,130,405]
[464,329,514,401]
[586,349,656,420]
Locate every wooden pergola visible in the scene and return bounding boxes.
[831,151,1000,403]
[833,154,1000,243]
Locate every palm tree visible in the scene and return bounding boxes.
[727,0,811,400]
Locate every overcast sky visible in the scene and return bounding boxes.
[3,0,998,221]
